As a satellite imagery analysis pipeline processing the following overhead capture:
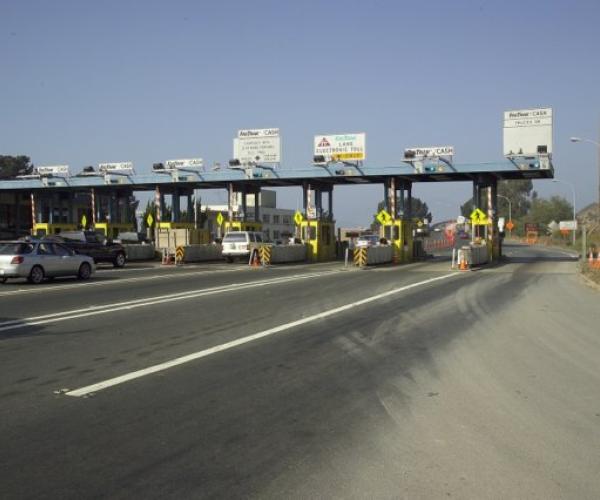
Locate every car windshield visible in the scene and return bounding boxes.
[0,243,35,255]
[223,233,246,242]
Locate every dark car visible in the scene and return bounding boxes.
[52,231,127,268]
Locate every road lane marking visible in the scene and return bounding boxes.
[0,268,242,296]
[0,271,341,332]
[66,273,459,397]
[0,262,343,297]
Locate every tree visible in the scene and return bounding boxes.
[142,200,172,227]
[460,179,534,219]
[371,197,432,230]
[0,155,33,179]
[522,196,573,227]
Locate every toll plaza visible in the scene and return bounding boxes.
[0,154,554,265]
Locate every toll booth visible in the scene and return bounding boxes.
[33,222,77,236]
[31,191,81,236]
[152,186,210,247]
[299,219,336,262]
[379,178,415,263]
[95,222,135,239]
[380,219,413,263]
[470,176,500,262]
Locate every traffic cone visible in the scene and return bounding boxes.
[459,255,468,271]
[251,249,261,268]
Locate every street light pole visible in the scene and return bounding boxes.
[552,179,577,246]
[570,135,600,227]
[497,194,512,234]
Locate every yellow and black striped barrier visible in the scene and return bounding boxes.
[353,247,367,267]
[259,244,272,266]
[175,245,185,265]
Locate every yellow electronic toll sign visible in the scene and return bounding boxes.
[376,209,392,225]
[469,208,489,225]
[146,213,154,227]
[216,212,224,226]
[294,211,304,225]
[81,214,87,228]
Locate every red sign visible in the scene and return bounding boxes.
[505,220,514,231]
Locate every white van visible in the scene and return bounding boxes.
[221,231,264,262]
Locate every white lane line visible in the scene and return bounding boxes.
[0,262,342,297]
[0,271,340,333]
[0,267,252,297]
[66,273,459,397]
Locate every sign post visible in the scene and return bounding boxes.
[216,212,224,239]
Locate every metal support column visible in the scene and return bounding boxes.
[187,193,194,223]
[227,183,234,222]
[171,189,180,223]
[15,193,22,234]
[241,187,247,222]
[302,182,309,217]
[254,187,261,222]
[315,187,323,219]
[48,195,54,224]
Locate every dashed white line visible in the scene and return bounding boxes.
[66,273,459,397]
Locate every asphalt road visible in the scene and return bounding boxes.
[1,244,599,499]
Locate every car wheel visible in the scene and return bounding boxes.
[0,277,7,284]
[225,256,234,263]
[28,265,45,284]
[78,262,92,280]
[113,252,126,268]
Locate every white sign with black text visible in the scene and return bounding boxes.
[36,165,70,176]
[165,158,204,170]
[313,133,366,162]
[503,107,553,156]
[98,162,135,174]
[404,146,454,159]
[234,128,281,164]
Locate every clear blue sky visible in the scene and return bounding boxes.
[2,0,599,225]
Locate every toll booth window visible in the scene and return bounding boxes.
[309,226,316,240]
[392,225,399,240]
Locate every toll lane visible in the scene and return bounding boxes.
[1,245,599,499]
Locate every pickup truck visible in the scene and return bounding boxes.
[52,231,127,267]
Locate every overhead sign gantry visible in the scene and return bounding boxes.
[0,108,555,263]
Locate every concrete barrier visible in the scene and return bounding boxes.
[366,245,393,265]
[270,244,307,264]
[459,244,488,266]
[123,243,156,261]
[182,244,223,263]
